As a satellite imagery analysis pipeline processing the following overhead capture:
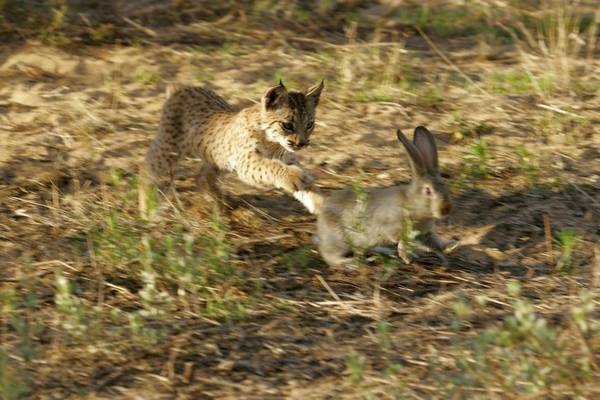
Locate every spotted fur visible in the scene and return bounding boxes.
[139,81,324,216]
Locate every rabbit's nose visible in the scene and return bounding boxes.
[441,202,452,215]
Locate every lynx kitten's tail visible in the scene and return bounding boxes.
[165,82,185,98]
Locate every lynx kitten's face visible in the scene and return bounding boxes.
[261,81,323,152]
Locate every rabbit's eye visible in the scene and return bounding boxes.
[281,122,294,132]
[424,186,433,196]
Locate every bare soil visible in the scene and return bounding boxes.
[1,2,600,399]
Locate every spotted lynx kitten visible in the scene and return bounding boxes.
[139,80,324,216]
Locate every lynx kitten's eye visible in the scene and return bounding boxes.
[306,121,314,130]
[281,122,294,132]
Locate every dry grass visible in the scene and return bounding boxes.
[1,1,600,399]
[481,0,600,97]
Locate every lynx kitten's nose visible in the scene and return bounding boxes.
[293,139,309,149]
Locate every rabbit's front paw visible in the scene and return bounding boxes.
[396,242,413,264]
[441,239,459,253]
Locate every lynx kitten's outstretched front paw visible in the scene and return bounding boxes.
[280,165,313,193]
[293,190,324,214]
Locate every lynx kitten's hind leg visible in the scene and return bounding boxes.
[139,137,178,217]
[196,164,230,212]
[138,163,154,218]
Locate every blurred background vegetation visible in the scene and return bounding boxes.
[0,0,597,45]
[1,1,600,399]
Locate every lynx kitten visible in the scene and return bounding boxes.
[139,80,324,215]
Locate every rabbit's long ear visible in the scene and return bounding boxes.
[397,129,425,177]
[413,126,438,174]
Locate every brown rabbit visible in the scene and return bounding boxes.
[315,126,458,267]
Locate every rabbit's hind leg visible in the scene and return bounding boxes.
[321,250,354,268]
[317,235,354,268]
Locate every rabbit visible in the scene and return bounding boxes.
[315,126,458,268]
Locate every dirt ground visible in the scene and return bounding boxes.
[1,1,600,399]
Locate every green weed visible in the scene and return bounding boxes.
[346,351,365,385]
[89,23,114,43]
[515,144,539,186]
[0,350,29,400]
[486,70,536,95]
[490,0,599,96]
[415,85,444,108]
[132,67,160,86]
[252,0,276,15]
[317,0,338,15]
[377,320,392,351]
[555,228,580,272]
[39,0,70,46]
[351,87,395,103]
[399,210,419,260]
[220,41,243,56]
[93,207,139,272]
[394,6,490,37]
[0,281,40,400]
[282,246,317,273]
[449,280,597,396]
[468,138,490,179]
[445,111,493,142]
[534,111,587,137]
[54,271,87,338]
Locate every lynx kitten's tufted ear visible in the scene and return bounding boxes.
[305,80,324,105]
[262,81,288,110]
